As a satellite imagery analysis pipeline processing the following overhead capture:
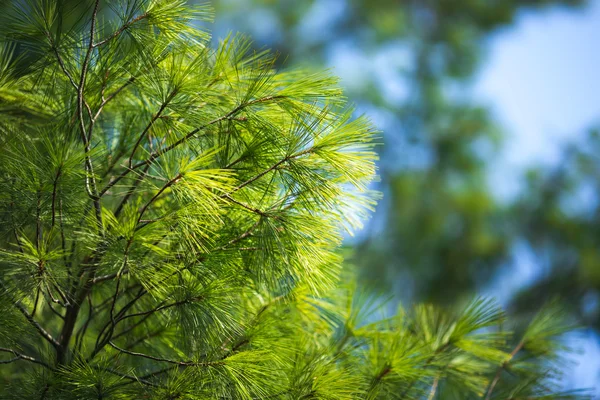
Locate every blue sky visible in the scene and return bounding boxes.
[476,0,600,201]
[476,0,600,392]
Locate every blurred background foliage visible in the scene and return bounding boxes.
[203,0,600,333]
[2,0,599,385]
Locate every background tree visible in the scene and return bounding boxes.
[0,1,590,399]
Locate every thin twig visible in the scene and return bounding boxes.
[483,340,524,400]
[0,282,60,348]
[0,347,54,370]
[93,13,149,48]
[428,376,439,400]
[135,174,182,226]
[92,76,136,121]
[128,90,177,168]
[108,341,203,366]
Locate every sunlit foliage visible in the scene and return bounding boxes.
[0,1,588,398]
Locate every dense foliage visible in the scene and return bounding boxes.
[0,1,589,398]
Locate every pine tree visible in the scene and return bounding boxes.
[0,1,589,398]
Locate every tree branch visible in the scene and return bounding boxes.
[57,0,104,365]
[92,76,136,121]
[428,376,439,400]
[117,297,196,322]
[0,282,60,349]
[484,340,524,400]
[128,90,177,168]
[108,341,203,366]
[76,0,103,231]
[135,174,181,227]
[45,32,79,91]
[93,13,149,48]
[99,95,285,198]
[0,348,54,370]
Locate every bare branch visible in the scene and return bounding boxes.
[428,376,439,400]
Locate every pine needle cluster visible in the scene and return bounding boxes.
[0,1,588,398]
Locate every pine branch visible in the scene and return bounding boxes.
[114,163,151,219]
[128,90,177,168]
[117,297,199,322]
[135,173,182,226]
[108,341,208,366]
[222,146,314,198]
[92,76,136,121]
[93,13,150,48]
[99,96,285,198]
[95,366,160,388]
[0,282,60,349]
[428,376,439,400]
[222,194,269,217]
[45,32,79,91]
[76,0,103,232]
[50,167,62,228]
[483,340,524,400]
[0,348,54,370]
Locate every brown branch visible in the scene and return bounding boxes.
[483,340,524,400]
[89,265,187,361]
[222,194,269,217]
[112,315,161,342]
[59,197,70,285]
[90,284,152,361]
[41,290,65,320]
[76,0,103,231]
[221,147,313,198]
[57,0,104,366]
[74,293,93,354]
[45,32,78,90]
